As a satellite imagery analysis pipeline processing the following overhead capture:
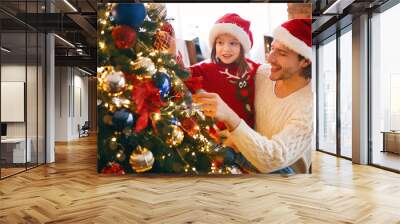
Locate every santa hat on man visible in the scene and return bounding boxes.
[273,18,312,60]
[208,13,253,53]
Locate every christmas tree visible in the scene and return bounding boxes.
[97,3,239,175]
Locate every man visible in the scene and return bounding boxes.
[193,19,313,173]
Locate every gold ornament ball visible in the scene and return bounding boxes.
[165,125,185,147]
[102,71,126,94]
[153,30,170,51]
[132,57,157,76]
[129,146,155,173]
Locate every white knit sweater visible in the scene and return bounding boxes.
[228,64,314,173]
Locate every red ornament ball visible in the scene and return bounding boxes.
[160,22,175,37]
[102,162,126,175]
[112,25,137,49]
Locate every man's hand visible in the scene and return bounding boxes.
[192,92,241,131]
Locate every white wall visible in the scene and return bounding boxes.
[55,67,89,141]
[166,3,288,65]
[1,65,36,138]
[1,64,45,163]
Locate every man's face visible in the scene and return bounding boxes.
[215,33,241,64]
[267,40,309,81]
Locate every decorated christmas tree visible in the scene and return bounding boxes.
[97,3,240,175]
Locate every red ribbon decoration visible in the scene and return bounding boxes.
[131,77,166,133]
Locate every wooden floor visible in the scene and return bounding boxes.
[1,136,400,223]
[372,150,400,171]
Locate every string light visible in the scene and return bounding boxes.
[153,112,161,121]
[99,42,105,49]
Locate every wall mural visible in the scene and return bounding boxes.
[97,3,313,175]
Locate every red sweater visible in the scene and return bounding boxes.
[189,59,261,128]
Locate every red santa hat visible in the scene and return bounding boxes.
[208,13,253,53]
[273,19,312,60]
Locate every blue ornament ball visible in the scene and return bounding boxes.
[153,72,171,99]
[112,3,146,29]
[112,109,135,130]
[170,118,180,126]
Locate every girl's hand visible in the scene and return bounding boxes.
[167,33,176,56]
[192,92,241,131]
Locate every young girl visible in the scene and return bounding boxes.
[188,13,261,130]
[187,13,261,172]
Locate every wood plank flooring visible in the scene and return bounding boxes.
[0,135,400,223]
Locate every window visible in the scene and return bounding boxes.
[370,2,400,171]
[317,36,337,154]
[340,28,352,158]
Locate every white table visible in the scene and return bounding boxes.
[1,138,31,163]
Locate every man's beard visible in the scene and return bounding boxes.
[270,65,293,81]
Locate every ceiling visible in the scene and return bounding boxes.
[0,0,97,74]
[312,0,391,44]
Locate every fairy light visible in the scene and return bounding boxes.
[157,58,162,63]
[105,11,110,17]
[111,137,117,142]
[101,20,107,25]
[101,30,105,35]
[104,103,109,108]
[99,42,105,49]
[191,152,196,156]
[137,52,144,57]
[153,112,161,121]
[149,51,156,57]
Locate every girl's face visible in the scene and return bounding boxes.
[215,33,241,64]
